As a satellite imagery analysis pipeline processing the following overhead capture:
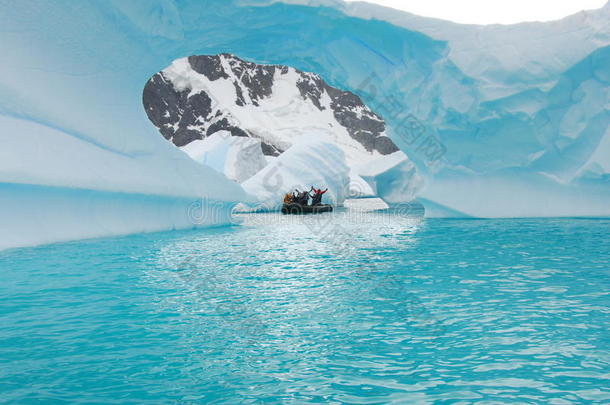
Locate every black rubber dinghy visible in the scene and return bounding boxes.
[281,203,333,215]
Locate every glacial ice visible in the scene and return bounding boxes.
[242,135,350,210]
[0,182,236,251]
[357,152,423,205]
[0,114,247,250]
[181,131,267,183]
[256,0,610,217]
[0,0,609,250]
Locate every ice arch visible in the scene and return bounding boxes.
[0,0,609,248]
[0,0,447,249]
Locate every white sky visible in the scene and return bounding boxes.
[346,0,607,24]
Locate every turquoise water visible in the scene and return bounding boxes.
[1,206,610,404]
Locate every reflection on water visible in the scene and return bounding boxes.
[1,204,609,403]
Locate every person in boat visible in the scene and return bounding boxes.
[290,189,301,204]
[297,190,310,206]
[289,189,304,206]
[283,192,295,204]
[310,187,328,206]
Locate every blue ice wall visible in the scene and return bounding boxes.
[0,0,609,244]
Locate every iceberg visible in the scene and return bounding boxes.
[241,135,350,210]
[181,131,267,183]
[0,0,609,250]
[252,0,610,217]
[357,152,423,205]
[0,114,247,250]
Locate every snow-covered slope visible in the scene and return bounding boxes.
[143,54,398,164]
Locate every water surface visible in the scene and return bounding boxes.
[2,205,609,403]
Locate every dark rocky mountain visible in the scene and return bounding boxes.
[143,53,398,157]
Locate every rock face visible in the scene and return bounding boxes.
[143,53,398,159]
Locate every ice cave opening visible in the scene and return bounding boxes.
[141,53,422,211]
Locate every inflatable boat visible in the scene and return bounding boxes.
[281,203,333,215]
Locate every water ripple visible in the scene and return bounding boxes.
[1,215,609,403]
